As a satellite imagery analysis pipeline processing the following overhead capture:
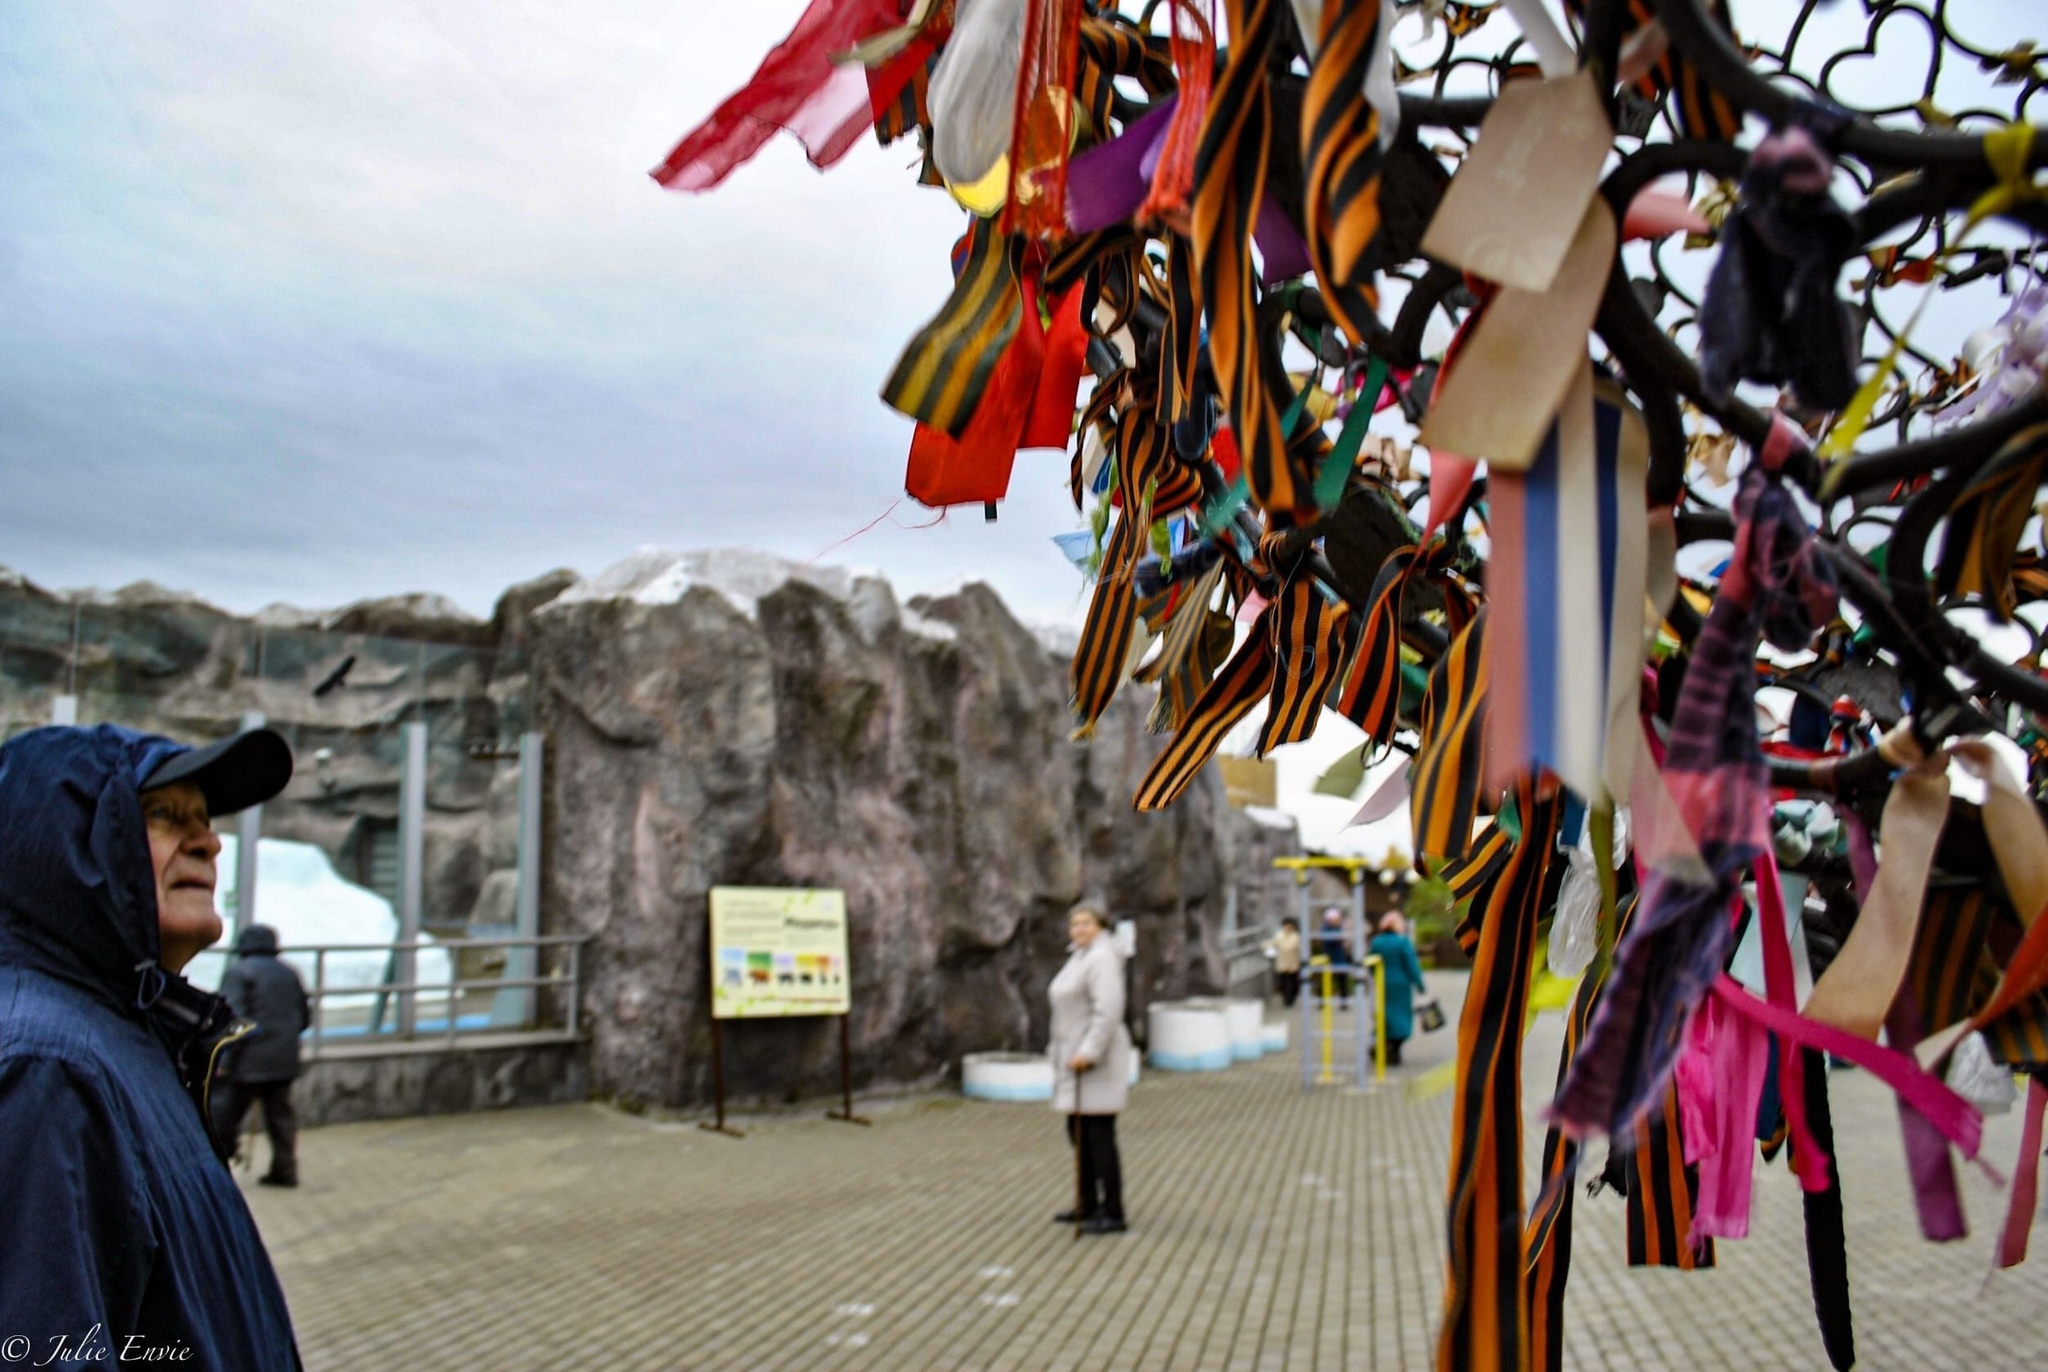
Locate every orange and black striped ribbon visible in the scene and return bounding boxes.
[1162,235,1204,425]
[1335,544,1421,741]
[1134,609,1277,809]
[1938,422,2048,620]
[1073,512,1146,731]
[1134,562,1229,721]
[1045,225,1141,298]
[1194,0,1316,523]
[1412,608,1491,866]
[1625,1082,1715,1269]
[882,219,1023,436]
[1300,0,1386,346]
[1563,0,1742,141]
[1256,577,1351,753]
[1910,883,2048,1068]
[1077,11,1176,118]
[1148,600,1235,734]
[1439,778,1562,1372]
[1070,377,1206,729]
[1134,569,1348,807]
[1442,821,1512,909]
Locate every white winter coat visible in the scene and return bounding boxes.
[1048,936,1133,1115]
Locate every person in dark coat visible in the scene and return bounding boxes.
[0,723,303,1370]
[1313,906,1353,1000]
[215,924,309,1187]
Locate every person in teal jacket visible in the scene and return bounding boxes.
[1368,913,1428,1065]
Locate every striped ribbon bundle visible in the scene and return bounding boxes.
[1131,565,1352,810]
[1070,372,1207,732]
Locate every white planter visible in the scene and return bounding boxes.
[1185,996,1266,1061]
[1261,1021,1289,1055]
[961,1052,1054,1102]
[1147,1001,1233,1071]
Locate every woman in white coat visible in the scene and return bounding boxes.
[1048,903,1133,1234]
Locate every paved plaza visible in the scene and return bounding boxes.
[246,974,2047,1370]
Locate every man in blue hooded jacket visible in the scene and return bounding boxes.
[0,723,303,1370]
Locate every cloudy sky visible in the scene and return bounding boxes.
[0,1,2029,851]
[0,2,1106,623]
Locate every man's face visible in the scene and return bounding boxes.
[142,780,223,973]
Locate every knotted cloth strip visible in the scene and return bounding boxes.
[1554,460,1837,1145]
[883,219,1025,437]
[1803,725,1950,1040]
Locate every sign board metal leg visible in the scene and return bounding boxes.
[825,1014,869,1125]
[700,1017,744,1138]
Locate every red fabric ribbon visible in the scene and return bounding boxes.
[1004,0,1086,237]
[652,0,906,192]
[1138,1,1215,224]
[906,275,1089,508]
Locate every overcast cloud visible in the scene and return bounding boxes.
[0,1,1102,624]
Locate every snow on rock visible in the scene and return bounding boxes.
[1030,622,1080,657]
[547,546,853,620]
[252,602,327,628]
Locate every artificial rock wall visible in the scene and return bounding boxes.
[527,557,1298,1109]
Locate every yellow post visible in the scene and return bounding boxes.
[1315,955,1335,1084]
[1367,953,1386,1082]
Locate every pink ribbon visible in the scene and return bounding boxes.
[1998,1075,2047,1268]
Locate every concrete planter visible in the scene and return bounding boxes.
[1146,1001,1233,1071]
[1185,996,1266,1061]
[961,1052,1055,1102]
[959,1051,1140,1101]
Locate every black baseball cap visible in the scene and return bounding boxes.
[140,728,294,816]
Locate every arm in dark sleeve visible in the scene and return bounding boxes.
[0,1057,156,1357]
[220,962,253,1020]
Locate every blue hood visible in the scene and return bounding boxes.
[0,724,203,1015]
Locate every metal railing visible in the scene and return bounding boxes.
[1221,920,1276,997]
[274,933,591,1060]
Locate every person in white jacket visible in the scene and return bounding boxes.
[1047,903,1133,1234]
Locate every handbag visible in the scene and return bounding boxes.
[1418,998,1447,1033]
